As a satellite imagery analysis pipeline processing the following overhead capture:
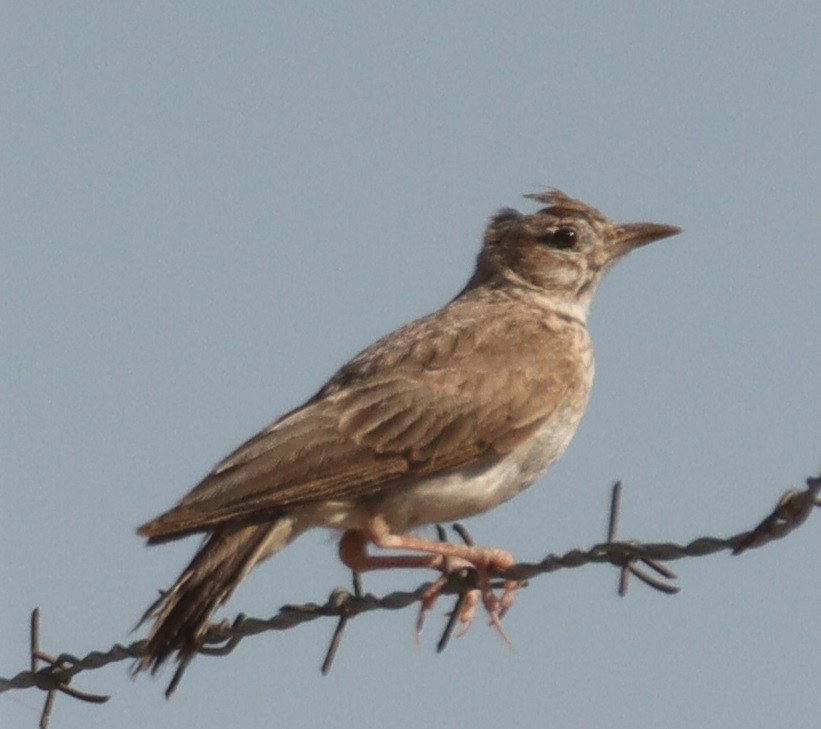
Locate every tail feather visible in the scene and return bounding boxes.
[135,518,295,683]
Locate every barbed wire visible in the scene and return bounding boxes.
[2,473,819,727]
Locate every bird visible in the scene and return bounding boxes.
[135,189,680,685]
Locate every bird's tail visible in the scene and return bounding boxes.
[134,518,295,690]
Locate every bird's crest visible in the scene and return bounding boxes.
[524,189,609,224]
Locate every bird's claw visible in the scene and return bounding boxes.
[416,553,521,650]
[416,574,449,641]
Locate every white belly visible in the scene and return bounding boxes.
[375,402,586,531]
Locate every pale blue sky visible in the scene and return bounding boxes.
[3,3,820,728]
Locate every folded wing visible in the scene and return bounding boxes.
[137,300,585,542]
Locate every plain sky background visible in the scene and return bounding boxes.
[3,3,820,728]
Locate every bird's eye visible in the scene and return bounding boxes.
[544,227,577,250]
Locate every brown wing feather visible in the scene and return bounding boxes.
[138,292,587,541]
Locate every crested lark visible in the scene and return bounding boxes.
[136,189,680,679]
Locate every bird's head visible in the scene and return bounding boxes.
[467,189,681,318]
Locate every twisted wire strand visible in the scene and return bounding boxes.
[2,474,819,718]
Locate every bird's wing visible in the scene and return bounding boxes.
[138,302,588,541]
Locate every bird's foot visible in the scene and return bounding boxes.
[416,548,520,648]
[340,525,521,647]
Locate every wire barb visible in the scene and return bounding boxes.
[26,609,110,729]
[602,481,679,597]
[434,523,481,652]
[320,572,363,675]
[1,471,819,718]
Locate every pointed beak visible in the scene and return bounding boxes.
[610,221,681,257]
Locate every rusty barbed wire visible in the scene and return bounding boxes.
[2,473,819,726]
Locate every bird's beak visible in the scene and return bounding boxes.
[610,221,681,258]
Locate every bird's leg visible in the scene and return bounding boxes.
[339,529,446,571]
[339,519,521,643]
[339,529,463,638]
